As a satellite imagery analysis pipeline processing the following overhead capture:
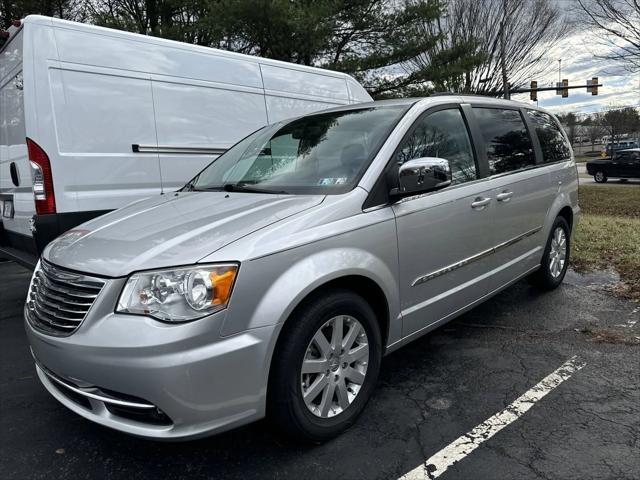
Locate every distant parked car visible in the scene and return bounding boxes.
[604,141,639,155]
[586,148,640,183]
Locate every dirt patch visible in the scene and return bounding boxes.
[576,327,640,346]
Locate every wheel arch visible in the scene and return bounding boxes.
[557,205,574,232]
[264,271,393,425]
[279,274,391,352]
[543,192,576,241]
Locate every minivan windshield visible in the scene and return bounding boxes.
[189,105,409,194]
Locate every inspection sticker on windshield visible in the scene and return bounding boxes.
[318,177,347,186]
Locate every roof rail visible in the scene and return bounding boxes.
[429,92,501,98]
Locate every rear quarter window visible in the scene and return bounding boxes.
[526,110,571,163]
[472,108,535,175]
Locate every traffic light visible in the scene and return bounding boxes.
[562,79,569,98]
[530,81,537,101]
[591,77,598,95]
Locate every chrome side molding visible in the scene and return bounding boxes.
[132,144,228,155]
[412,226,542,287]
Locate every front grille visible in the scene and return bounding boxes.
[26,260,105,336]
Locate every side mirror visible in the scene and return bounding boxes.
[391,157,452,198]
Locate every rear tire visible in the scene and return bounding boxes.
[594,171,607,183]
[528,216,571,290]
[267,289,382,443]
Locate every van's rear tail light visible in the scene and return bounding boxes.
[27,138,56,215]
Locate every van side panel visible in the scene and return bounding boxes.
[346,77,373,103]
[53,26,264,89]
[49,65,162,211]
[260,64,349,102]
[261,65,348,123]
[264,95,345,124]
[151,79,268,192]
[0,29,33,238]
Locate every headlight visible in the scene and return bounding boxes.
[116,264,238,322]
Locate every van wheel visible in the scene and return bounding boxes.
[529,216,571,290]
[594,171,607,183]
[268,289,382,443]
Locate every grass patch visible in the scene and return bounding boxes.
[577,185,640,218]
[572,185,640,299]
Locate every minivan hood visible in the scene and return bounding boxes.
[44,192,324,277]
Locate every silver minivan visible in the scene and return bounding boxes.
[25,96,578,442]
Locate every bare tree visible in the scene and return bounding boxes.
[572,0,640,74]
[597,107,640,144]
[580,115,608,151]
[410,0,570,95]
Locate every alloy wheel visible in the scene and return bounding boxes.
[300,315,369,418]
[549,226,567,278]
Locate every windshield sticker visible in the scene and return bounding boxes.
[318,177,348,186]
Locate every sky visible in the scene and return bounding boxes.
[510,18,639,116]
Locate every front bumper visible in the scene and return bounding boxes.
[25,282,281,440]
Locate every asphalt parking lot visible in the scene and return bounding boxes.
[1,261,639,480]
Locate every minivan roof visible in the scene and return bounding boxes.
[312,95,545,115]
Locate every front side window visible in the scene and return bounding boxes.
[191,105,410,195]
[394,108,477,185]
[473,108,535,175]
[526,110,571,163]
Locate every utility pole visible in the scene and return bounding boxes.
[500,0,510,99]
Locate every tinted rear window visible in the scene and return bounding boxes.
[473,108,535,175]
[526,110,571,163]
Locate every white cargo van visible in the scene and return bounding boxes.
[0,15,372,266]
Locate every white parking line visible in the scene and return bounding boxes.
[400,356,586,480]
[616,307,639,328]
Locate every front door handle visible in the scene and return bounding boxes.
[471,197,491,210]
[496,190,513,202]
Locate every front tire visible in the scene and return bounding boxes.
[529,216,571,290]
[267,289,382,443]
[594,171,607,183]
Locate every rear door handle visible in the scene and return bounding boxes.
[496,191,513,202]
[471,197,491,210]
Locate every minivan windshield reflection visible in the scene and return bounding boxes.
[189,105,409,194]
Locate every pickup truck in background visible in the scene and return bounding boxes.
[586,148,640,183]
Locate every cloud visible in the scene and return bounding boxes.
[510,29,639,114]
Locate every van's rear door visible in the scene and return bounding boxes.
[0,29,36,248]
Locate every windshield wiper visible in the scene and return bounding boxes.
[222,183,289,194]
[181,176,208,192]
[181,180,199,192]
